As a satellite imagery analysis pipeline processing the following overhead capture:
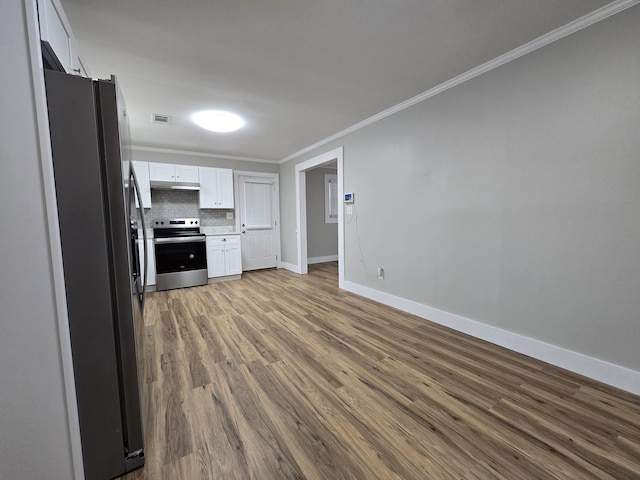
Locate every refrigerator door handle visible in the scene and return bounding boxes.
[130,165,148,314]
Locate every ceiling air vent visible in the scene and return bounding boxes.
[151,113,172,125]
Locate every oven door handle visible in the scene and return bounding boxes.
[154,236,206,244]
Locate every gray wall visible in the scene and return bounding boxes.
[279,6,640,373]
[0,1,76,478]
[306,168,338,259]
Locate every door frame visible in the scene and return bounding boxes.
[295,146,344,287]
[234,170,281,270]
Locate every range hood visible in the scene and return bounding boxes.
[150,180,200,191]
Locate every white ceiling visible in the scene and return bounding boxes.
[61,0,612,163]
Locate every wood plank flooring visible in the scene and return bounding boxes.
[118,262,640,479]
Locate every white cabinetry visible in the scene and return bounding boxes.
[138,238,156,287]
[69,36,89,77]
[175,165,199,183]
[148,162,174,182]
[38,0,88,76]
[132,161,151,208]
[199,167,234,208]
[206,236,241,278]
[149,162,199,183]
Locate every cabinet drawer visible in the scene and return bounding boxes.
[223,236,240,245]
[207,235,239,246]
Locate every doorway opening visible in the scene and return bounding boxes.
[295,147,344,288]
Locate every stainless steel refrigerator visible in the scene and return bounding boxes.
[44,69,148,479]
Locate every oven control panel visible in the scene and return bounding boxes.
[154,218,199,227]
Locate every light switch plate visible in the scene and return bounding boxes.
[346,205,353,215]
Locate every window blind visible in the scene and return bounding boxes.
[245,181,272,229]
[325,173,338,224]
[329,179,338,218]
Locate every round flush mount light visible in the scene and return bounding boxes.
[191,110,245,133]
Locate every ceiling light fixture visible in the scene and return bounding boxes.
[191,110,245,133]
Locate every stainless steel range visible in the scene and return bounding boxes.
[153,218,208,291]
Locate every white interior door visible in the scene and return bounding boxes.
[238,175,278,271]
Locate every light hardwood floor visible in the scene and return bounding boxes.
[118,262,640,479]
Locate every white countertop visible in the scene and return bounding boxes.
[201,226,240,236]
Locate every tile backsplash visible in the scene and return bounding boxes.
[144,190,235,228]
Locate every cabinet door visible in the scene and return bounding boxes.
[175,165,199,183]
[217,168,234,208]
[198,167,217,208]
[148,162,175,182]
[132,161,151,208]
[69,36,89,76]
[206,238,226,278]
[199,167,234,209]
[225,239,242,275]
[39,0,72,72]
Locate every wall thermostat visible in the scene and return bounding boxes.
[344,192,354,204]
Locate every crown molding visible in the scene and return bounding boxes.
[280,0,640,164]
[131,145,279,164]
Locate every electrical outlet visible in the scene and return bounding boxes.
[226,212,234,219]
[377,267,384,280]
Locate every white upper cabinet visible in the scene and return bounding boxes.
[149,162,199,184]
[148,162,176,182]
[38,0,89,76]
[69,36,89,77]
[199,167,234,208]
[217,169,234,207]
[174,165,199,183]
[132,161,151,208]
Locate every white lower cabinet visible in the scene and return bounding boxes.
[138,238,156,287]
[206,236,242,278]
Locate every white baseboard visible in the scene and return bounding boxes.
[308,255,339,265]
[342,281,640,396]
[280,261,301,274]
